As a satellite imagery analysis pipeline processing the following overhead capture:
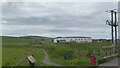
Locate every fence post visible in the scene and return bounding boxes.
[100,48,102,57]
[113,46,115,55]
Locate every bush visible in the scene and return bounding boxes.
[87,52,92,57]
[98,59,106,64]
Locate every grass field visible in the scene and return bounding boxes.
[2,36,40,48]
[42,42,112,66]
[2,36,112,66]
[2,36,51,66]
[2,48,46,66]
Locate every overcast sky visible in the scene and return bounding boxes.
[1,2,118,39]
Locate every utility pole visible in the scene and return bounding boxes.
[106,9,118,46]
[111,10,114,44]
[114,11,118,45]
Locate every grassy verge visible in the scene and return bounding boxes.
[2,48,46,66]
[43,42,112,66]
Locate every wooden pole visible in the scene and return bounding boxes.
[111,10,114,44]
[114,12,117,46]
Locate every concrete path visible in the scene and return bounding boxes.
[99,57,118,66]
[41,49,62,66]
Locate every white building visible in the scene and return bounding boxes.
[54,36,92,43]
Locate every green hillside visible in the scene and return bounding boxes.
[2,36,53,48]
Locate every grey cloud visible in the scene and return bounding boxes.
[1,2,118,39]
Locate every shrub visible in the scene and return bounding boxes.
[98,59,106,64]
[87,52,92,57]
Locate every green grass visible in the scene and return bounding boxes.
[2,36,36,48]
[2,36,51,66]
[42,42,112,66]
[2,36,112,66]
[0,36,2,68]
[2,48,46,66]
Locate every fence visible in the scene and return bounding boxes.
[100,45,118,59]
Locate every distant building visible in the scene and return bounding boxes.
[92,39,111,42]
[54,36,92,43]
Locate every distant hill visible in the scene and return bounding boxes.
[19,36,52,39]
[1,36,53,41]
[1,36,53,48]
[19,36,53,42]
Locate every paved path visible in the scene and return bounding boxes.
[99,57,118,66]
[41,49,62,66]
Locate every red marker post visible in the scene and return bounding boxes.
[90,55,96,65]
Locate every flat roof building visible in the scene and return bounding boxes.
[54,36,92,43]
